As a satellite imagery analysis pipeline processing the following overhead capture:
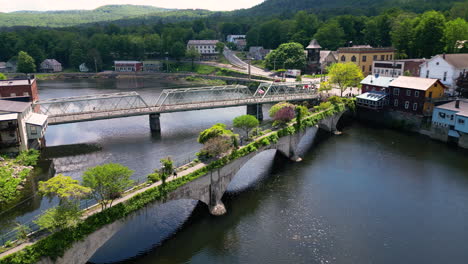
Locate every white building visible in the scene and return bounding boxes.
[79,63,89,72]
[420,54,468,95]
[226,35,246,43]
[187,40,220,59]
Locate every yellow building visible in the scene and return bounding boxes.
[337,46,395,75]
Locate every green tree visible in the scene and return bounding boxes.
[215,42,225,53]
[327,63,364,97]
[186,47,200,70]
[159,157,174,186]
[39,174,91,202]
[82,164,134,210]
[390,15,417,59]
[170,41,186,61]
[17,51,36,73]
[319,81,333,93]
[313,21,345,50]
[265,42,306,70]
[233,115,259,139]
[200,136,233,159]
[198,123,233,144]
[413,11,446,58]
[0,73,6,80]
[443,18,468,53]
[35,203,83,231]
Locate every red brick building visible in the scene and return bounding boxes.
[114,61,143,72]
[0,77,39,103]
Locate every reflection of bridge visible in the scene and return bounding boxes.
[34,82,320,131]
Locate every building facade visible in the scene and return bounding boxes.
[372,59,426,77]
[0,77,39,103]
[0,100,48,152]
[319,50,337,73]
[387,76,446,116]
[431,99,468,148]
[419,53,468,95]
[40,59,62,73]
[360,75,396,94]
[143,61,162,72]
[337,46,395,76]
[249,47,270,60]
[187,40,220,59]
[114,61,143,72]
[306,39,322,73]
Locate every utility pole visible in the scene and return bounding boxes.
[248,58,251,80]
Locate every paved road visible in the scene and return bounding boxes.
[223,48,275,78]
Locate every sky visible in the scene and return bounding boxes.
[1,0,265,13]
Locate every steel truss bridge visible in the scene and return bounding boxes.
[34,81,320,125]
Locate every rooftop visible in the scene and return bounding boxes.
[0,99,31,113]
[0,78,35,87]
[436,99,468,117]
[441,53,468,69]
[26,113,48,126]
[357,92,387,101]
[306,39,322,49]
[114,61,142,64]
[360,75,396,88]
[0,113,18,122]
[338,46,395,53]
[42,59,61,65]
[187,40,219,45]
[389,76,440,91]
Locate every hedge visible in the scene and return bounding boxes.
[0,100,353,264]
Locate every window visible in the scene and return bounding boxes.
[413,103,418,111]
[390,55,393,60]
[394,99,399,106]
[362,66,365,72]
[450,115,454,121]
[10,93,16,97]
[406,90,411,96]
[386,55,389,60]
[394,88,400,96]
[373,55,377,60]
[341,55,346,62]
[351,56,357,62]
[381,55,385,60]
[405,101,410,109]
[459,119,466,124]
[369,65,372,71]
[23,92,29,96]
[426,70,429,78]
[362,56,367,62]
[30,126,37,135]
[443,72,447,82]
[414,91,420,97]
[436,62,439,65]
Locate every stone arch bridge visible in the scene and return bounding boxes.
[37,110,345,264]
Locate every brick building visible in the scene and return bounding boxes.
[0,77,39,103]
[114,61,143,72]
[338,46,395,75]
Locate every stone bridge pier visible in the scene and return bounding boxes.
[36,110,346,264]
[247,104,264,121]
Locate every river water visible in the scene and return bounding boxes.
[2,79,468,263]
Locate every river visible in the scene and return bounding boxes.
[2,79,468,263]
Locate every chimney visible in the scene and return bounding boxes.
[443,53,446,59]
[455,99,460,109]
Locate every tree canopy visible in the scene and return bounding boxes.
[327,63,364,96]
[233,115,259,138]
[265,42,306,70]
[198,123,234,144]
[17,51,36,74]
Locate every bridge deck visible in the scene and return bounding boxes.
[48,93,320,125]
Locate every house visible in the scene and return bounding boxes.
[356,92,388,110]
[387,76,446,116]
[306,39,322,73]
[0,62,6,73]
[5,60,17,73]
[360,75,396,94]
[431,99,468,148]
[0,76,39,103]
[419,53,468,95]
[0,100,48,152]
[337,45,395,75]
[40,59,62,73]
[372,59,426,77]
[234,38,247,51]
[187,40,220,60]
[226,35,246,43]
[79,63,89,72]
[249,47,270,61]
[319,50,337,73]
[143,61,162,72]
[114,61,143,72]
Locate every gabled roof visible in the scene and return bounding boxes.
[360,75,396,88]
[26,113,48,126]
[436,99,468,117]
[306,39,321,49]
[41,59,61,66]
[389,76,441,91]
[0,99,31,113]
[442,54,468,69]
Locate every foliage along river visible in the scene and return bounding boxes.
[2,79,468,263]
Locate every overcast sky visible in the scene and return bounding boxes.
[1,0,265,12]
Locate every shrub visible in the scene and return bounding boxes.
[197,123,233,144]
[200,136,233,159]
[273,106,295,125]
[269,102,295,118]
[15,149,40,166]
[147,172,161,183]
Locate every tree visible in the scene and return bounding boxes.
[170,41,186,61]
[443,18,468,53]
[0,73,6,80]
[39,174,91,202]
[233,115,259,139]
[413,11,446,58]
[265,42,306,70]
[215,42,225,53]
[17,51,36,74]
[159,157,174,186]
[327,63,364,97]
[82,163,134,210]
[186,47,200,70]
[269,102,295,118]
[319,81,333,93]
[274,106,296,126]
[200,136,233,159]
[313,21,345,50]
[390,15,417,59]
[198,123,233,144]
[35,203,83,231]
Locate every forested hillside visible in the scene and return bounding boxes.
[1,0,467,73]
[0,5,203,27]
